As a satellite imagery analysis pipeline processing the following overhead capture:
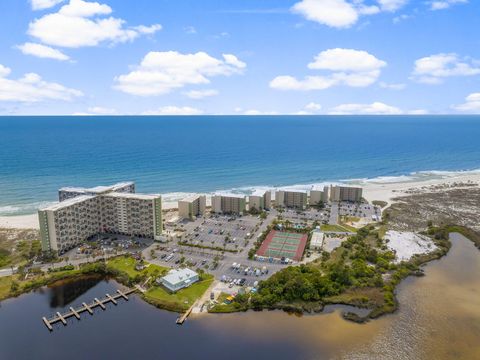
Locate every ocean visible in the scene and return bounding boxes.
[1,115,479,215]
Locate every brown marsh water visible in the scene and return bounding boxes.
[0,233,479,359]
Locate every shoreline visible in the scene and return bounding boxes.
[2,171,480,230]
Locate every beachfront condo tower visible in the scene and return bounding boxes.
[178,194,206,220]
[329,185,363,202]
[248,190,271,211]
[38,182,162,253]
[211,194,247,214]
[275,190,308,210]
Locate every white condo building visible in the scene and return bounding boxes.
[39,182,162,253]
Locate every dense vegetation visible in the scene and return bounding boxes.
[237,224,452,319]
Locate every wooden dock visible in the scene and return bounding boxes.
[42,288,136,331]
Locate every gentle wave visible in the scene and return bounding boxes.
[2,168,479,216]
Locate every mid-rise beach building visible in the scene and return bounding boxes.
[309,186,329,206]
[248,190,271,211]
[39,183,162,253]
[178,194,206,220]
[329,185,363,202]
[211,194,246,214]
[275,190,307,210]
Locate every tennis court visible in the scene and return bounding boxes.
[256,230,308,261]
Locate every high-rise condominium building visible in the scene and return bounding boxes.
[178,195,206,220]
[39,182,162,253]
[211,194,246,214]
[275,190,307,210]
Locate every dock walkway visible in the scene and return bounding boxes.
[42,288,136,331]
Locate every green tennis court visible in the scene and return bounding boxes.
[256,230,308,261]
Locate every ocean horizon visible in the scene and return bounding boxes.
[1,115,480,215]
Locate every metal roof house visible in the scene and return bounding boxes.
[159,268,199,292]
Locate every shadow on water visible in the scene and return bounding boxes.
[46,275,103,308]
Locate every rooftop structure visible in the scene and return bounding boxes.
[275,189,307,210]
[159,268,199,292]
[211,194,246,214]
[310,230,325,250]
[178,194,206,220]
[58,182,135,202]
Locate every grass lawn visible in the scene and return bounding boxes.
[107,256,168,280]
[144,274,214,312]
[321,224,356,233]
[0,276,13,300]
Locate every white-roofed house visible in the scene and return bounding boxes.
[158,268,199,292]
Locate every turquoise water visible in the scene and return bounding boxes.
[1,115,479,215]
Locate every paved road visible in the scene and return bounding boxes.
[329,202,339,225]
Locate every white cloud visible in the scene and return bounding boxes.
[430,0,468,10]
[184,26,197,34]
[329,101,402,115]
[291,0,408,28]
[305,102,322,111]
[28,0,162,48]
[183,89,219,99]
[0,64,82,102]
[31,0,64,11]
[141,106,204,115]
[243,109,278,115]
[87,106,116,114]
[412,53,480,84]
[270,48,386,91]
[379,81,406,90]
[291,0,359,28]
[114,51,246,96]
[378,0,409,12]
[452,92,480,112]
[16,42,70,61]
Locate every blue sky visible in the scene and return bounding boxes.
[0,0,479,115]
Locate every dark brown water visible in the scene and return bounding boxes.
[0,233,479,360]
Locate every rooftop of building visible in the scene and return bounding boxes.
[251,189,270,197]
[213,193,246,199]
[59,181,134,194]
[162,268,198,285]
[104,192,160,200]
[179,194,205,203]
[276,189,308,194]
[40,195,97,211]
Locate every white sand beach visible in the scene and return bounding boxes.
[1,172,479,231]
[0,214,39,230]
[361,172,480,205]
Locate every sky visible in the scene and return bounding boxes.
[0,0,479,115]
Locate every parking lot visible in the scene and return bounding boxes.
[64,233,153,261]
[179,215,261,252]
[280,207,330,225]
[338,202,382,220]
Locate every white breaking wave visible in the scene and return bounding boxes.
[2,168,480,215]
[0,201,56,216]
